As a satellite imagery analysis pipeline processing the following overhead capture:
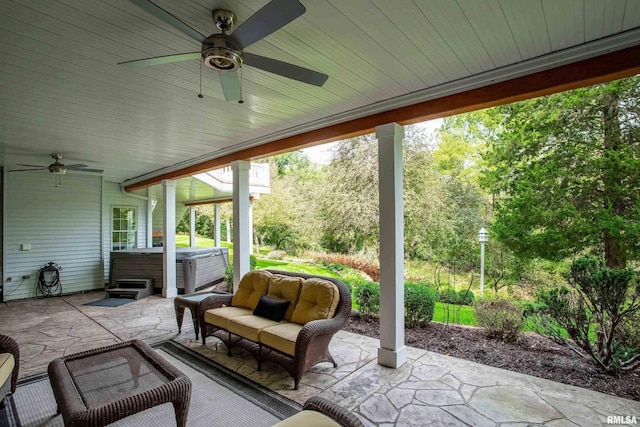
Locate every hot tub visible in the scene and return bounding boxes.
[108,247,229,294]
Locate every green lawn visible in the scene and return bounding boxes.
[175,234,232,249]
[256,258,340,277]
[432,302,476,325]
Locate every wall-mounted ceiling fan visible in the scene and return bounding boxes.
[10,154,104,175]
[118,0,329,102]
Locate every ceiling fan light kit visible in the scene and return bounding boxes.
[202,35,242,72]
[119,0,328,102]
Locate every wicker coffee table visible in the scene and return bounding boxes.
[48,340,191,427]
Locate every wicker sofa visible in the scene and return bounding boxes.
[0,334,20,409]
[199,269,351,389]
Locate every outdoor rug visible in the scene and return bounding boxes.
[83,297,135,307]
[0,341,301,427]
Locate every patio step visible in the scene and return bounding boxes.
[106,278,153,300]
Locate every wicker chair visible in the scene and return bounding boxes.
[0,334,20,408]
[199,270,352,389]
[273,397,364,427]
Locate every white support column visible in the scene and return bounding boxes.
[376,122,407,368]
[189,206,196,247]
[162,179,177,298]
[146,188,154,248]
[214,203,221,247]
[232,160,251,292]
[249,199,254,254]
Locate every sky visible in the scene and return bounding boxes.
[301,118,444,165]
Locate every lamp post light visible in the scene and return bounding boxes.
[478,227,489,296]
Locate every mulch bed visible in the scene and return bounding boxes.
[345,313,640,402]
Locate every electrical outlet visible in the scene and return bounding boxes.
[22,275,31,279]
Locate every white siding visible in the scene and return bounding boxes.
[4,172,102,301]
[102,181,148,281]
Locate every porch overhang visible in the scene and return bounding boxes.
[124,43,640,192]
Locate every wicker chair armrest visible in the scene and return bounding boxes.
[0,334,19,358]
[303,397,364,427]
[0,334,20,393]
[296,315,345,352]
[198,294,233,313]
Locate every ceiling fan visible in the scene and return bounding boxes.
[10,154,104,175]
[118,0,329,102]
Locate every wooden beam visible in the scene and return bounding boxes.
[125,45,640,192]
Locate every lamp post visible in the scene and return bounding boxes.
[478,227,489,296]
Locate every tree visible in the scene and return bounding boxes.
[252,154,324,253]
[320,126,485,260]
[533,257,640,372]
[320,135,380,254]
[479,77,640,267]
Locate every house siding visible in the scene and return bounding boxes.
[102,181,148,281]
[4,172,103,301]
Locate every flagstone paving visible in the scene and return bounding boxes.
[1,290,639,426]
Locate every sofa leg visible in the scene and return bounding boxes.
[257,344,262,371]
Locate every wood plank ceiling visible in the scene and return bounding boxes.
[1,0,639,184]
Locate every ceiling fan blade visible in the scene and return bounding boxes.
[17,163,46,168]
[9,168,47,172]
[219,71,241,102]
[243,53,328,87]
[228,0,305,50]
[118,52,201,69]
[69,168,104,173]
[66,164,89,168]
[127,0,206,43]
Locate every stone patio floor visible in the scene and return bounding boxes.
[1,290,638,426]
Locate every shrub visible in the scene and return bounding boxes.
[474,297,524,342]
[307,252,380,281]
[224,255,257,292]
[617,311,640,355]
[404,282,437,327]
[353,281,380,318]
[536,257,640,373]
[438,286,458,304]
[339,272,369,294]
[457,289,474,306]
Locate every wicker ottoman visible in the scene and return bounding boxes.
[48,340,191,427]
[174,291,224,340]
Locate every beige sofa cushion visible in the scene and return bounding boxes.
[204,306,253,329]
[260,322,303,356]
[231,270,272,310]
[267,275,304,321]
[227,315,287,342]
[272,410,341,427]
[290,278,340,324]
[0,353,15,384]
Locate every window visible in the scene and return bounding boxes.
[112,207,137,251]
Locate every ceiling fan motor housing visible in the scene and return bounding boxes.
[202,34,242,72]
